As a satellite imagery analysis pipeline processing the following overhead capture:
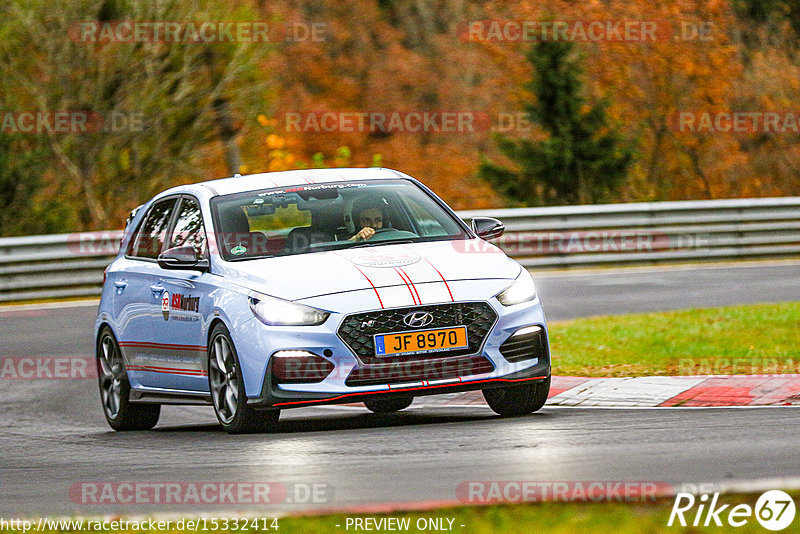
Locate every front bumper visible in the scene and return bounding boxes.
[247,357,550,409]
[239,294,550,410]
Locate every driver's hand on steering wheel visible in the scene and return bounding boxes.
[350,227,375,241]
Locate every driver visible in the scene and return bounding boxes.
[349,195,387,241]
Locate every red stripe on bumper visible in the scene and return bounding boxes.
[271,375,548,407]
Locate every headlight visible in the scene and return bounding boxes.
[248,292,330,326]
[496,268,537,306]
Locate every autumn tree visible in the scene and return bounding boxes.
[479,40,632,205]
[259,0,503,210]
[0,134,69,236]
[2,0,800,237]
[0,0,272,230]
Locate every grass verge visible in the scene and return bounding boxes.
[548,301,800,377]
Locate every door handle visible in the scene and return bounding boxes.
[114,281,128,289]
[150,285,165,294]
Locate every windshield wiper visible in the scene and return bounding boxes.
[351,239,416,249]
[311,239,417,252]
[229,254,275,261]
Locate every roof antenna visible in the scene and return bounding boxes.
[233,173,242,178]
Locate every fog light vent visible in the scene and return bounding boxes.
[499,325,547,363]
[271,350,334,384]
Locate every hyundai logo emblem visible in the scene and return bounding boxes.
[403,311,434,328]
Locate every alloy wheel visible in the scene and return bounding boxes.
[209,334,239,424]
[98,334,124,419]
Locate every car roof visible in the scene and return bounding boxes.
[195,167,412,197]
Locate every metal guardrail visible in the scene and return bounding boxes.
[459,196,800,269]
[1,197,799,302]
[0,231,123,302]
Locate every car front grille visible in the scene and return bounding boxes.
[498,326,548,363]
[337,302,497,364]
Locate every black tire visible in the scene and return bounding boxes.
[208,323,280,434]
[96,327,160,431]
[483,376,551,416]
[363,396,413,413]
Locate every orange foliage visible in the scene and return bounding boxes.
[234,0,800,206]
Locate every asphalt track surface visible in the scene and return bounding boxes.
[1,262,800,515]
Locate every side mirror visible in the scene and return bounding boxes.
[158,246,209,272]
[471,217,505,240]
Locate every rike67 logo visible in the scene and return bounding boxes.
[669,490,796,530]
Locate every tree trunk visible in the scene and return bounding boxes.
[213,96,242,175]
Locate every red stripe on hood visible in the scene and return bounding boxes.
[353,265,385,309]
[424,258,454,302]
[394,268,418,304]
[399,267,422,304]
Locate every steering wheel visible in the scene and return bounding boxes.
[368,228,418,240]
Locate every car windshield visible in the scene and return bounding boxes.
[210,179,470,260]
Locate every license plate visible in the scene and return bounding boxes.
[374,326,468,357]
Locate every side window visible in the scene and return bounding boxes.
[128,199,177,259]
[168,197,207,256]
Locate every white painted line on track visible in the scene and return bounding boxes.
[304,403,800,411]
[0,299,99,312]
[543,404,800,410]
[369,402,800,410]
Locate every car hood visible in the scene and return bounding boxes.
[218,239,520,302]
